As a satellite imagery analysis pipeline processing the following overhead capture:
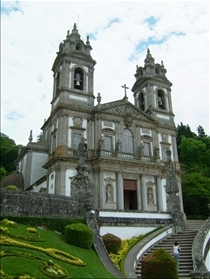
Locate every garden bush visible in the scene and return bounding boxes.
[141,249,178,279]
[6,185,18,191]
[65,223,93,249]
[102,233,121,254]
[0,216,85,235]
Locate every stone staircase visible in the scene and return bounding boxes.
[135,220,205,279]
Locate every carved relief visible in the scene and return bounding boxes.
[124,113,133,127]
[161,133,168,142]
[73,116,83,127]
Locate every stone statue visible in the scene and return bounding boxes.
[77,138,87,166]
[147,187,154,204]
[98,137,104,149]
[115,139,121,152]
[139,143,144,156]
[106,184,113,203]
[154,146,160,159]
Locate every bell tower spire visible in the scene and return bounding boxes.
[51,23,96,112]
[132,49,174,126]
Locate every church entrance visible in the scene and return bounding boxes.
[123,179,137,210]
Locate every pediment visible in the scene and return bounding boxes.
[93,99,156,124]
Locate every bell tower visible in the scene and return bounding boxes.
[51,23,96,111]
[132,49,175,126]
[41,24,96,195]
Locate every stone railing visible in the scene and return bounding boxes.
[124,224,174,278]
[190,218,210,278]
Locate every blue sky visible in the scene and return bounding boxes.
[1,1,209,145]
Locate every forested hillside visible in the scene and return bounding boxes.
[177,123,210,219]
[1,124,210,218]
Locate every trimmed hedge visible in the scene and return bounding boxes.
[65,223,93,249]
[141,249,178,279]
[0,216,85,235]
[102,233,122,254]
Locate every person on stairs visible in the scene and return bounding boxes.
[171,241,181,271]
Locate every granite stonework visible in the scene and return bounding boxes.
[191,219,210,277]
[0,190,82,218]
[165,150,184,230]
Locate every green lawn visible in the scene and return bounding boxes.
[0,220,117,278]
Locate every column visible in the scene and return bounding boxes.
[141,175,147,210]
[156,177,163,211]
[117,172,124,210]
[137,177,141,210]
[99,171,104,209]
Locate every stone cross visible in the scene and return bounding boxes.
[122,84,129,97]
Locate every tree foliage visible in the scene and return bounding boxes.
[177,123,210,218]
[0,133,21,180]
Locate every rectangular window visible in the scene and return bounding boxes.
[104,136,112,151]
[143,142,150,156]
[73,133,82,149]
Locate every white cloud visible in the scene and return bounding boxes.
[1,1,209,145]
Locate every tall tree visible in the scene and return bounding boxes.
[177,125,210,218]
[0,133,19,179]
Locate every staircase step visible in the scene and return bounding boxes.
[135,220,204,279]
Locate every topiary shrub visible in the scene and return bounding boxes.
[141,249,178,279]
[102,233,122,254]
[65,223,93,249]
[6,185,18,191]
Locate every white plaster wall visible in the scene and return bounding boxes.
[20,154,27,177]
[68,117,73,147]
[100,226,154,240]
[66,169,77,197]
[99,211,172,219]
[48,171,55,194]
[30,153,48,186]
[203,229,210,270]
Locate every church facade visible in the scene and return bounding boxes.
[17,23,184,214]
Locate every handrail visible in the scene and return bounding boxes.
[191,218,210,274]
[124,224,174,278]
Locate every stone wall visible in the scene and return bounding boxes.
[0,190,83,218]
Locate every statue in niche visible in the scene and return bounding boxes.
[106,184,113,203]
[147,187,154,204]
[98,137,104,149]
[77,138,87,166]
[154,146,160,158]
[139,143,144,156]
[115,139,121,152]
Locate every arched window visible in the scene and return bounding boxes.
[74,67,83,90]
[122,129,134,154]
[138,92,145,111]
[157,89,166,110]
[155,67,160,74]
[139,69,143,76]
[76,43,82,51]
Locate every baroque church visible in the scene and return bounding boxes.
[16,23,184,216]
